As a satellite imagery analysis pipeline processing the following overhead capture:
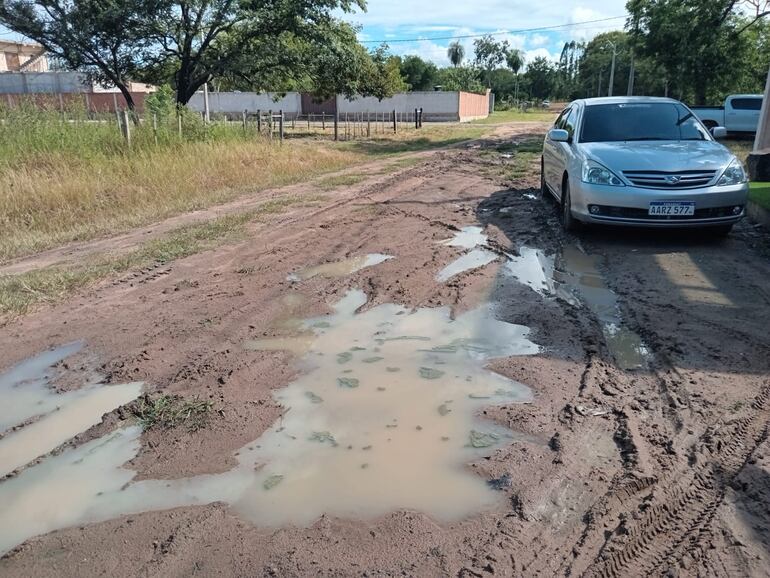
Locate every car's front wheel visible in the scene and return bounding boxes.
[561,178,580,233]
[711,224,733,238]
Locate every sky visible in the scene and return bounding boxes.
[1,0,630,69]
[341,0,629,67]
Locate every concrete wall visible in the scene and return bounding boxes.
[458,90,492,122]
[0,71,89,94]
[0,91,151,113]
[336,91,466,121]
[187,92,302,116]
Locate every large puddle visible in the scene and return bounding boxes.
[505,245,650,370]
[0,291,539,555]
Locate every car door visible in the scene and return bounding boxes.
[551,107,577,200]
[728,97,762,132]
[543,108,570,192]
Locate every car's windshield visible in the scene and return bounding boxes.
[580,102,710,143]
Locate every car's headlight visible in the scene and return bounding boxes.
[582,160,625,186]
[717,158,748,186]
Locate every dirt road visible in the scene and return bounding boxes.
[1,122,769,577]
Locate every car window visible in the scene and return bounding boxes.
[731,97,762,111]
[580,103,710,143]
[563,109,577,138]
[554,108,571,129]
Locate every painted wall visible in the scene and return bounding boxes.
[187,92,302,116]
[0,71,89,94]
[458,90,492,122]
[336,91,464,121]
[0,91,150,113]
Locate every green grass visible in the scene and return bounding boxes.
[132,394,214,432]
[343,124,489,155]
[480,138,543,180]
[472,109,558,125]
[0,209,261,317]
[316,173,366,190]
[750,182,770,210]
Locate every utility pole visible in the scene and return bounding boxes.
[605,40,617,97]
[203,80,210,123]
[627,52,635,96]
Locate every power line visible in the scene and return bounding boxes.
[359,15,626,44]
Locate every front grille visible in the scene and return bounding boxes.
[622,170,717,189]
[591,205,739,221]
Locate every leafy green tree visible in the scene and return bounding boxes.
[626,0,768,104]
[358,44,407,100]
[399,55,438,91]
[0,0,157,116]
[447,40,465,67]
[473,35,509,87]
[435,66,485,93]
[524,56,556,99]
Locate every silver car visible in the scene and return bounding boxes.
[541,97,749,235]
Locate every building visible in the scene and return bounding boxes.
[0,40,48,72]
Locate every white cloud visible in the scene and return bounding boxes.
[529,33,549,48]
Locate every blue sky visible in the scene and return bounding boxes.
[341,0,629,67]
[2,0,629,69]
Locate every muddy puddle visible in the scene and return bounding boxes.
[0,344,143,478]
[288,253,393,282]
[0,291,539,555]
[437,227,499,282]
[505,245,650,370]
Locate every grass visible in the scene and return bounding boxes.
[132,394,214,432]
[316,173,366,190]
[0,210,259,317]
[480,138,543,180]
[750,182,770,210]
[343,123,489,155]
[472,109,558,125]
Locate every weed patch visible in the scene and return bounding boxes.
[132,394,214,432]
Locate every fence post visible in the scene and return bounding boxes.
[367,112,371,137]
[334,110,339,141]
[121,110,132,147]
[242,109,247,132]
[153,112,158,145]
[419,108,423,128]
[279,110,284,143]
[257,109,262,133]
[414,108,418,130]
[307,114,311,130]
[177,112,183,138]
[392,109,397,133]
[322,112,326,130]
[268,109,273,140]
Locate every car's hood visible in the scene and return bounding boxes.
[578,141,735,173]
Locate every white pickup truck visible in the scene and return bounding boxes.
[691,94,762,134]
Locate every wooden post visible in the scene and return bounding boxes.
[307,114,311,130]
[257,109,262,133]
[415,108,419,130]
[242,109,247,132]
[121,110,132,147]
[367,112,371,137]
[322,112,326,130]
[153,112,158,145]
[392,109,397,133]
[279,110,284,142]
[268,109,273,140]
[177,112,182,138]
[334,110,339,141]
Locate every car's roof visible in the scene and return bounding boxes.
[576,96,681,107]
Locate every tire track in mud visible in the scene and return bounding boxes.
[576,384,770,577]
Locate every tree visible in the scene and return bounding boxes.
[473,35,509,87]
[435,66,485,93]
[399,55,438,91]
[0,0,157,117]
[357,44,407,101]
[626,0,769,104]
[524,56,556,99]
[143,0,367,105]
[447,40,465,67]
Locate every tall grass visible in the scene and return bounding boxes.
[0,102,360,262]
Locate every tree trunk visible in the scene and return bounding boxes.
[116,82,139,125]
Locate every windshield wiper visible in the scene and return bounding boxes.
[622,137,665,141]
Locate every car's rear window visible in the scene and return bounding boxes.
[580,103,709,143]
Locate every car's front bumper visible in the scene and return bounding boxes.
[570,180,750,227]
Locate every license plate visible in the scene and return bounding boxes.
[648,202,695,216]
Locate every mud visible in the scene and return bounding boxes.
[1,121,769,577]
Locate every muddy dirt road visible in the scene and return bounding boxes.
[1,122,770,577]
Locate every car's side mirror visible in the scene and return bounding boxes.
[710,126,727,139]
[548,128,570,143]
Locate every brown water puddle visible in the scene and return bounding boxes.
[0,291,539,554]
